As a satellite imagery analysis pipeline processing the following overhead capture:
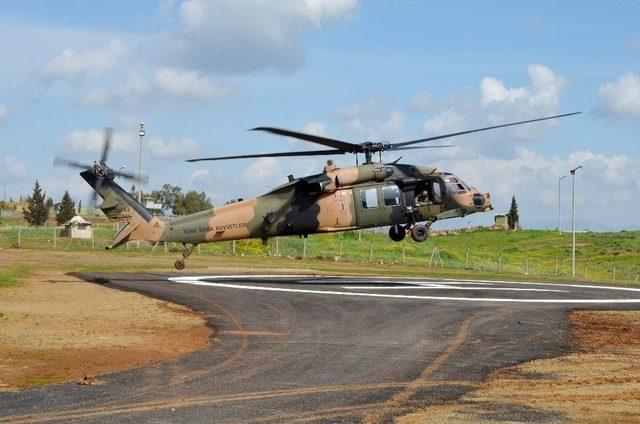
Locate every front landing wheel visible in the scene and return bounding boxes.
[175,259,186,270]
[410,224,429,242]
[388,224,406,242]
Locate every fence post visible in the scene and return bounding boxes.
[232,240,236,255]
[275,237,280,256]
[402,242,406,265]
[369,242,373,263]
[525,258,529,275]
[53,227,56,249]
[164,242,168,253]
[465,250,469,269]
[555,258,558,276]
[584,263,588,279]
[613,266,616,281]
[358,230,362,242]
[498,253,502,273]
[302,237,307,259]
[636,275,639,282]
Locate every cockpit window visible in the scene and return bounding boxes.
[444,177,467,194]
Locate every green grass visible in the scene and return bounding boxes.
[0,264,31,288]
[1,224,639,283]
[22,374,58,386]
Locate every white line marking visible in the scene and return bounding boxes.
[167,277,640,304]
[340,285,569,293]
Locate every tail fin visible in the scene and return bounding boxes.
[80,170,166,249]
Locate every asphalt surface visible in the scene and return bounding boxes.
[2,273,640,423]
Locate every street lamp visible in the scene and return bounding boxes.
[137,122,145,202]
[558,175,566,234]
[570,165,583,277]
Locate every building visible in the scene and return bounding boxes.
[494,214,509,230]
[60,215,93,239]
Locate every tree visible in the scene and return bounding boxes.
[23,180,48,226]
[507,195,519,230]
[56,191,76,225]
[175,190,212,215]
[151,184,183,215]
[46,196,54,213]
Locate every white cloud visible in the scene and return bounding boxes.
[433,148,640,229]
[76,67,230,107]
[166,0,358,73]
[409,90,438,112]
[57,128,199,161]
[156,0,176,23]
[42,39,128,84]
[1,156,28,180]
[57,129,136,156]
[336,97,385,119]
[423,109,466,135]
[146,137,199,159]
[417,65,570,150]
[597,72,640,120]
[154,67,229,101]
[479,64,566,135]
[303,121,326,136]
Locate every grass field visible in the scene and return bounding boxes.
[1,219,638,283]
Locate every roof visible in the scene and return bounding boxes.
[63,215,92,226]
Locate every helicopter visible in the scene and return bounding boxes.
[55,112,580,270]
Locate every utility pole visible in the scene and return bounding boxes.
[570,165,583,277]
[137,122,145,203]
[558,175,566,234]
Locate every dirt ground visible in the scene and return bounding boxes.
[398,310,640,423]
[0,270,212,390]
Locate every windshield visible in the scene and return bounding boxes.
[444,176,469,194]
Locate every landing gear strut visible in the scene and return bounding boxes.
[175,243,198,270]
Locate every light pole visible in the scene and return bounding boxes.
[570,165,583,277]
[137,122,145,203]
[558,175,566,234]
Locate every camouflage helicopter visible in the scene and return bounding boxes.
[55,112,579,270]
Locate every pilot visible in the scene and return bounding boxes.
[416,189,430,205]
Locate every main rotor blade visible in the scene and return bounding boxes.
[186,149,345,162]
[101,127,113,164]
[53,158,93,170]
[386,145,454,152]
[114,169,149,183]
[251,127,359,152]
[390,112,582,149]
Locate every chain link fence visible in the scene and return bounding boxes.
[1,225,638,283]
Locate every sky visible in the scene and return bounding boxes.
[0,0,638,231]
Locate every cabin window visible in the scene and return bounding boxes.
[432,182,442,203]
[382,185,401,207]
[361,188,379,209]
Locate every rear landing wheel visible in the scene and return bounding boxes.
[175,259,185,270]
[410,224,429,242]
[388,224,406,242]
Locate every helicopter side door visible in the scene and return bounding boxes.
[415,179,445,220]
[354,183,405,228]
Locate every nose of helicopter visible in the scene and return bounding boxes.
[463,190,492,212]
